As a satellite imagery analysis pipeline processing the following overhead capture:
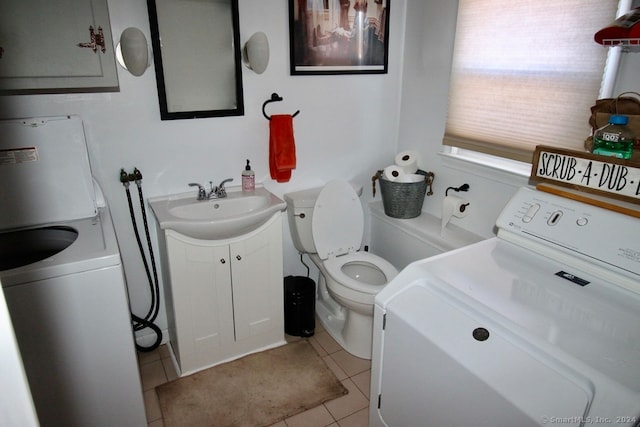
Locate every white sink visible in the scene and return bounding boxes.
[148,185,286,240]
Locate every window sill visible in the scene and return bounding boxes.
[438,147,532,185]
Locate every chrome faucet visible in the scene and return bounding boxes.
[188,183,207,200]
[189,178,234,200]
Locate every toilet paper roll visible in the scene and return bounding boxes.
[382,165,404,181]
[396,173,424,183]
[394,150,420,174]
[441,195,469,231]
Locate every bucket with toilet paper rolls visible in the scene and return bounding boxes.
[372,151,435,219]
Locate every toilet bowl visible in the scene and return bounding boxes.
[285,180,398,359]
[324,251,395,312]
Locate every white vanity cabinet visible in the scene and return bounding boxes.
[159,212,285,376]
[0,0,118,93]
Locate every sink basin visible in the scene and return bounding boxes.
[148,186,286,240]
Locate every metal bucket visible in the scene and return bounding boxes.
[374,170,434,219]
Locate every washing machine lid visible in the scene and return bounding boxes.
[0,116,97,230]
[378,238,640,394]
[312,180,364,260]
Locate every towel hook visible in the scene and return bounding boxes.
[262,92,300,120]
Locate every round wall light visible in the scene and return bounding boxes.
[242,32,270,75]
[116,27,150,77]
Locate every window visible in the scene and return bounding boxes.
[443,0,620,163]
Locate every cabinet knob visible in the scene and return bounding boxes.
[220,258,226,264]
[236,255,242,261]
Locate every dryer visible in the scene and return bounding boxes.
[0,116,146,426]
[370,186,640,427]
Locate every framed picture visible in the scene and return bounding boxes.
[289,0,390,75]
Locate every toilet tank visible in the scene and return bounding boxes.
[369,201,485,270]
[284,187,321,253]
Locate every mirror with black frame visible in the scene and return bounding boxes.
[146,0,244,120]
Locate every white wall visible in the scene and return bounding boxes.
[0,0,406,343]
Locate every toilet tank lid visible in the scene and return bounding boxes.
[284,182,363,209]
[284,187,322,209]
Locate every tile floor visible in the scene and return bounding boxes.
[138,320,371,427]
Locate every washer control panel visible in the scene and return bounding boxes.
[496,187,640,278]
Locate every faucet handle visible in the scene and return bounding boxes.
[217,178,234,197]
[218,178,234,189]
[188,183,207,200]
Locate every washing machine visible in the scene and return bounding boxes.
[370,186,640,427]
[0,116,146,427]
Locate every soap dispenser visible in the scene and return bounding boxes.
[242,159,255,192]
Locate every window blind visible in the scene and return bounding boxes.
[443,0,619,163]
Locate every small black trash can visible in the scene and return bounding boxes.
[284,275,315,337]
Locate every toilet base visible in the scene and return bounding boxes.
[315,274,373,360]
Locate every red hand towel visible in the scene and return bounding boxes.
[269,115,297,182]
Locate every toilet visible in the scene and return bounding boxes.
[285,180,398,359]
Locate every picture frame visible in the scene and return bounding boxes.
[289,0,390,75]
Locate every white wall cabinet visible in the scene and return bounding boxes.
[0,0,119,93]
[159,213,285,376]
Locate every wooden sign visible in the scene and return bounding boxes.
[531,146,640,205]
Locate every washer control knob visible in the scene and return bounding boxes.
[522,203,540,223]
[577,217,588,226]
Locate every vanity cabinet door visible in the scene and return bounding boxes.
[165,234,235,374]
[230,215,284,342]
[162,213,284,376]
[0,0,119,93]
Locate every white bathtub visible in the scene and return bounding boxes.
[368,201,485,270]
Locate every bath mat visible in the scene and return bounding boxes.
[156,340,348,427]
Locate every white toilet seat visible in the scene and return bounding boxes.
[324,252,398,300]
[312,180,363,260]
[312,180,398,303]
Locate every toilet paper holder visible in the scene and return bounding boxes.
[441,183,470,232]
[445,183,470,216]
[445,183,470,196]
